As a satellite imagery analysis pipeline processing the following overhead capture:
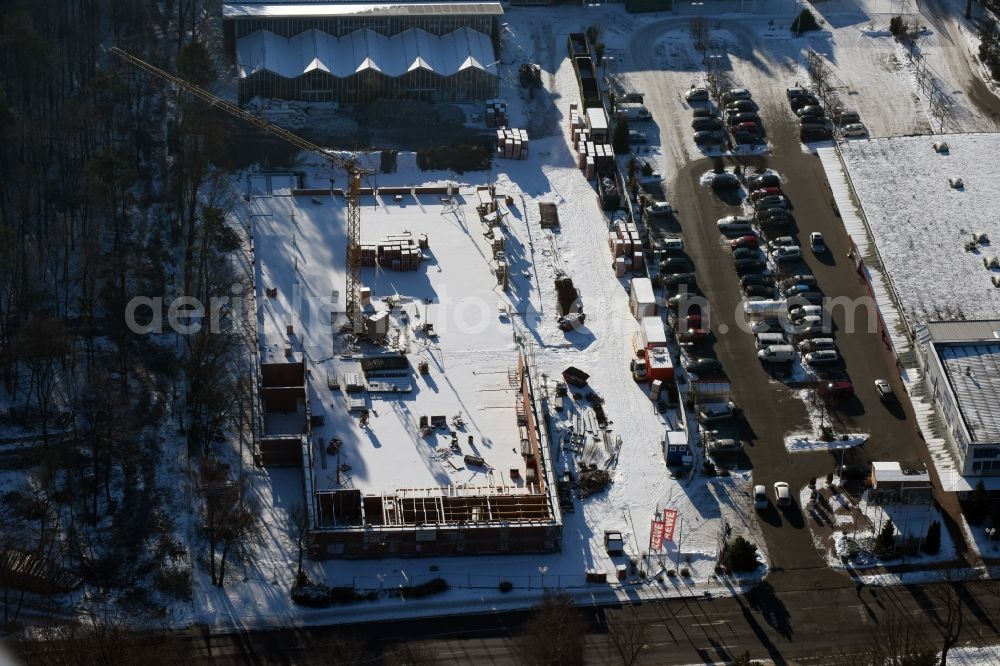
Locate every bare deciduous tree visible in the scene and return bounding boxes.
[606,608,648,666]
[514,591,586,666]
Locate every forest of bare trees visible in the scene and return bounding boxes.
[0,0,262,638]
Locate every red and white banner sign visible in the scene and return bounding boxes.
[649,520,665,550]
[661,509,678,543]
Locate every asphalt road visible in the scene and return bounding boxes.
[96,578,1000,665]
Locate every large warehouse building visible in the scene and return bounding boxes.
[223,2,502,104]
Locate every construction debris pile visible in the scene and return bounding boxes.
[496,128,530,160]
[577,466,612,498]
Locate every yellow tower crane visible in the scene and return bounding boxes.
[110,47,372,333]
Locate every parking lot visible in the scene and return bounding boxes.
[647,101,949,579]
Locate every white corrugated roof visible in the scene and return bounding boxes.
[937,342,1000,443]
[237,26,496,78]
[224,3,504,19]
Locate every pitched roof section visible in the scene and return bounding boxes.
[236,26,497,78]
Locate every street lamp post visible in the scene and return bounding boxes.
[538,565,548,590]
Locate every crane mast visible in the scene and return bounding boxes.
[110,47,368,332]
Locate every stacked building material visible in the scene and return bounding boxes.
[376,235,423,271]
[359,244,378,266]
[496,128,530,159]
[485,99,508,128]
[608,219,643,275]
[567,101,613,178]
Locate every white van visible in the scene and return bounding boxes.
[755,332,787,350]
[744,299,787,319]
[758,345,797,363]
[788,304,823,319]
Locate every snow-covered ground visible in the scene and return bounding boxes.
[840,133,1000,327]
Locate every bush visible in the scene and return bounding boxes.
[922,520,941,555]
[889,15,904,36]
[666,569,677,577]
[966,479,989,525]
[499,580,514,593]
[397,577,450,599]
[703,460,717,477]
[292,584,333,608]
[154,567,192,601]
[791,9,821,35]
[724,536,760,572]
[594,42,606,67]
[680,567,690,577]
[819,425,835,442]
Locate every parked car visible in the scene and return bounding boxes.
[692,117,724,131]
[734,122,764,138]
[726,99,758,113]
[771,246,802,262]
[744,284,776,299]
[842,123,867,137]
[810,232,827,253]
[831,108,861,125]
[712,172,741,189]
[663,272,697,288]
[694,130,725,145]
[768,236,797,248]
[708,438,745,455]
[796,105,826,118]
[756,209,794,224]
[693,107,716,119]
[698,401,742,423]
[731,130,759,145]
[685,86,710,102]
[687,357,723,375]
[754,195,789,210]
[734,258,767,273]
[805,350,840,365]
[718,216,754,233]
[875,379,897,403]
[781,274,817,288]
[797,323,832,339]
[677,328,709,344]
[786,86,813,99]
[751,318,784,334]
[727,111,761,126]
[790,94,821,110]
[784,284,816,298]
[740,273,773,287]
[758,345,797,363]
[723,88,752,103]
[801,126,832,141]
[789,304,823,319]
[799,337,836,353]
[648,200,673,216]
[789,291,824,306]
[749,187,782,203]
[748,173,781,190]
[630,358,648,382]
[660,238,685,254]
[753,484,768,510]
[773,482,791,507]
[819,374,855,399]
[732,247,759,260]
[731,235,760,250]
[660,257,692,273]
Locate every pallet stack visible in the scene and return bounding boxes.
[485,99,508,128]
[569,103,612,179]
[607,219,643,276]
[496,128,530,160]
[376,235,423,271]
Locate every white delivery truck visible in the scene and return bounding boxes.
[758,345,797,363]
[744,299,787,319]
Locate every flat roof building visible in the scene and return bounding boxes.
[918,320,1000,479]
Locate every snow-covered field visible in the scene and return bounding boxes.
[840,133,1000,327]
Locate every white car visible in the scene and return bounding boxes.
[805,350,840,365]
[842,123,867,137]
[810,232,827,253]
[637,170,665,185]
[773,481,791,507]
[771,246,802,262]
[648,201,673,216]
[686,86,710,102]
[768,236,796,249]
[753,485,768,510]
[875,379,897,403]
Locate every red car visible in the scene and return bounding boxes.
[682,314,702,330]
[730,235,760,249]
[749,187,782,202]
[677,328,709,344]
